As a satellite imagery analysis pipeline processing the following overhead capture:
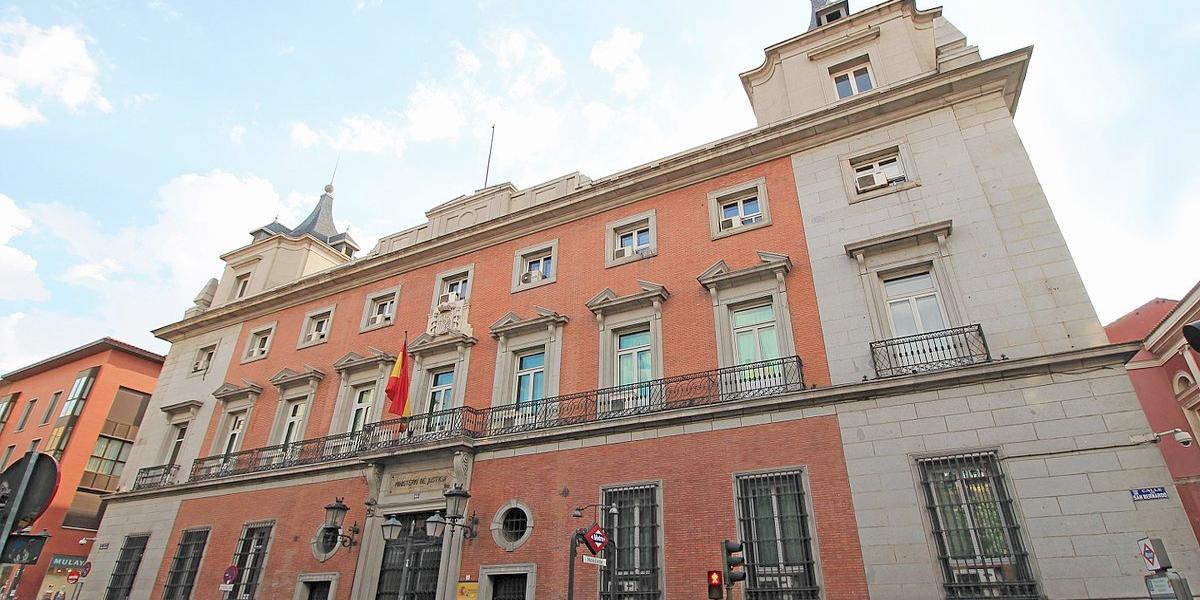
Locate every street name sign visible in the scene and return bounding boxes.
[1132,487,1169,501]
[582,555,607,567]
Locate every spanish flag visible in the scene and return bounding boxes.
[385,336,412,418]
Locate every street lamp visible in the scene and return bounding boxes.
[320,497,359,547]
[380,515,406,542]
[425,484,478,539]
[572,503,619,519]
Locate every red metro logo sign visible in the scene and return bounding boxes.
[583,524,608,555]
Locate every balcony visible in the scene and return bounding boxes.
[176,356,803,486]
[870,324,991,378]
[132,463,180,491]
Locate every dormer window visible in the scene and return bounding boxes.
[832,61,873,99]
[818,7,844,25]
[191,345,217,374]
[232,273,251,300]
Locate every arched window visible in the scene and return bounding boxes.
[1175,372,1196,396]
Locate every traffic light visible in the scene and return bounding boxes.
[707,570,723,599]
[722,539,747,586]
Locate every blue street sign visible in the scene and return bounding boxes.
[1131,487,1169,501]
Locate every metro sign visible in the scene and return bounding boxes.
[583,524,608,555]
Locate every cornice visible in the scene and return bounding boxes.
[586,281,669,316]
[489,308,569,339]
[153,47,1031,344]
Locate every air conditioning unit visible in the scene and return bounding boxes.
[720,216,743,230]
[192,361,204,372]
[368,314,391,326]
[614,246,629,259]
[632,246,651,257]
[855,171,887,192]
[306,332,325,342]
[521,271,545,285]
[438,292,460,305]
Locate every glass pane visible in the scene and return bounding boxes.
[637,349,652,382]
[759,325,780,360]
[433,370,454,387]
[884,273,934,297]
[519,352,545,370]
[915,294,947,331]
[722,202,740,219]
[835,74,853,98]
[532,371,544,401]
[618,353,635,386]
[636,229,650,247]
[619,232,633,248]
[515,375,530,405]
[889,300,919,336]
[736,330,759,364]
[733,304,774,328]
[618,330,650,350]
[854,67,873,92]
[742,197,759,216]
[541,256,553,276]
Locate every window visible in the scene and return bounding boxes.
[601,484,661,599]
[14,398,36,431]
[1,445,13,468]
[243,326,274,361]
[817,6,844,24]
[918,453,1038,599]
[1175,372,1196,396]
[735,470,819,598]
[279,400,306,445]
[489,501,534,552]
[708,178,772,239]
[60,367,98,418]
[163,529,209,600]
[167,424,188,466]
[883,271,948,338]
[40,391,60,425]
[192,345,217,374]
[852,150,907,193]
[616,330,652,386]
[439,274,469,304]
[732,303,782,364]
[300,310,333,347]
[0,394,14,432]
[86,436,132,477]
[513,351,545,411]
[376,513,441,600]
[511,240,559,292]
[103,534,149,600]
[232,273,251,300]
[605,210,658,267]
[223,412,246,455]
[426,369,455,431]
[363,288,399,330]
[832,62,873,99]
[501,508,528,543]
[231,523,273,599]
[349,385,374,433]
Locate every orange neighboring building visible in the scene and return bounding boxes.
[1108,285,1200,542]
[0,338,163,599]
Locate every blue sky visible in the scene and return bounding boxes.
[1,0,1197,371]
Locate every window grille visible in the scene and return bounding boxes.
[917,453,1039,599]
[163,529,209,600]
[735,470,819,599]
[492,574,528,600]
[230,523,273,599]
[601,484,661,600]
[103,534,149,600]
[375,513,441,600]
[501,508,529,542]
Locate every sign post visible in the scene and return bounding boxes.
[219,564,238,597]
[1140,537,1193,600]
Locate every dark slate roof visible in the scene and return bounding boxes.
[249,186,356,250]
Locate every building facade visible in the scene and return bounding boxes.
[1107,286,1200,543]
[0,338,163,600]
[84,2,1199,600]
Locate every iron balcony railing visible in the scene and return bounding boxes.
[132,463,180,491]
[870,324,991,378]
[183,356,804,485]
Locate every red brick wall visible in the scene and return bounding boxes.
[461,415,867,600]
[202,156,830,455]
[156,476,368,600]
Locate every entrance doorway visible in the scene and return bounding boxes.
[490,574,527,600]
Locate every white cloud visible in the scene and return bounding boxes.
[278,45,295,56]
[327,114,406,155]
[230,123,246,144]
[290,121,319,149]
[60,259,122,286]
[354,0,383,11]
[406,82,465,142]
[590,27,650,99]
[0,193,49,302]
[452,41,480,76]
[123,92,157,109]
[0,13,110,128]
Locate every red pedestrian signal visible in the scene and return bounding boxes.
[707,570,724,599]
